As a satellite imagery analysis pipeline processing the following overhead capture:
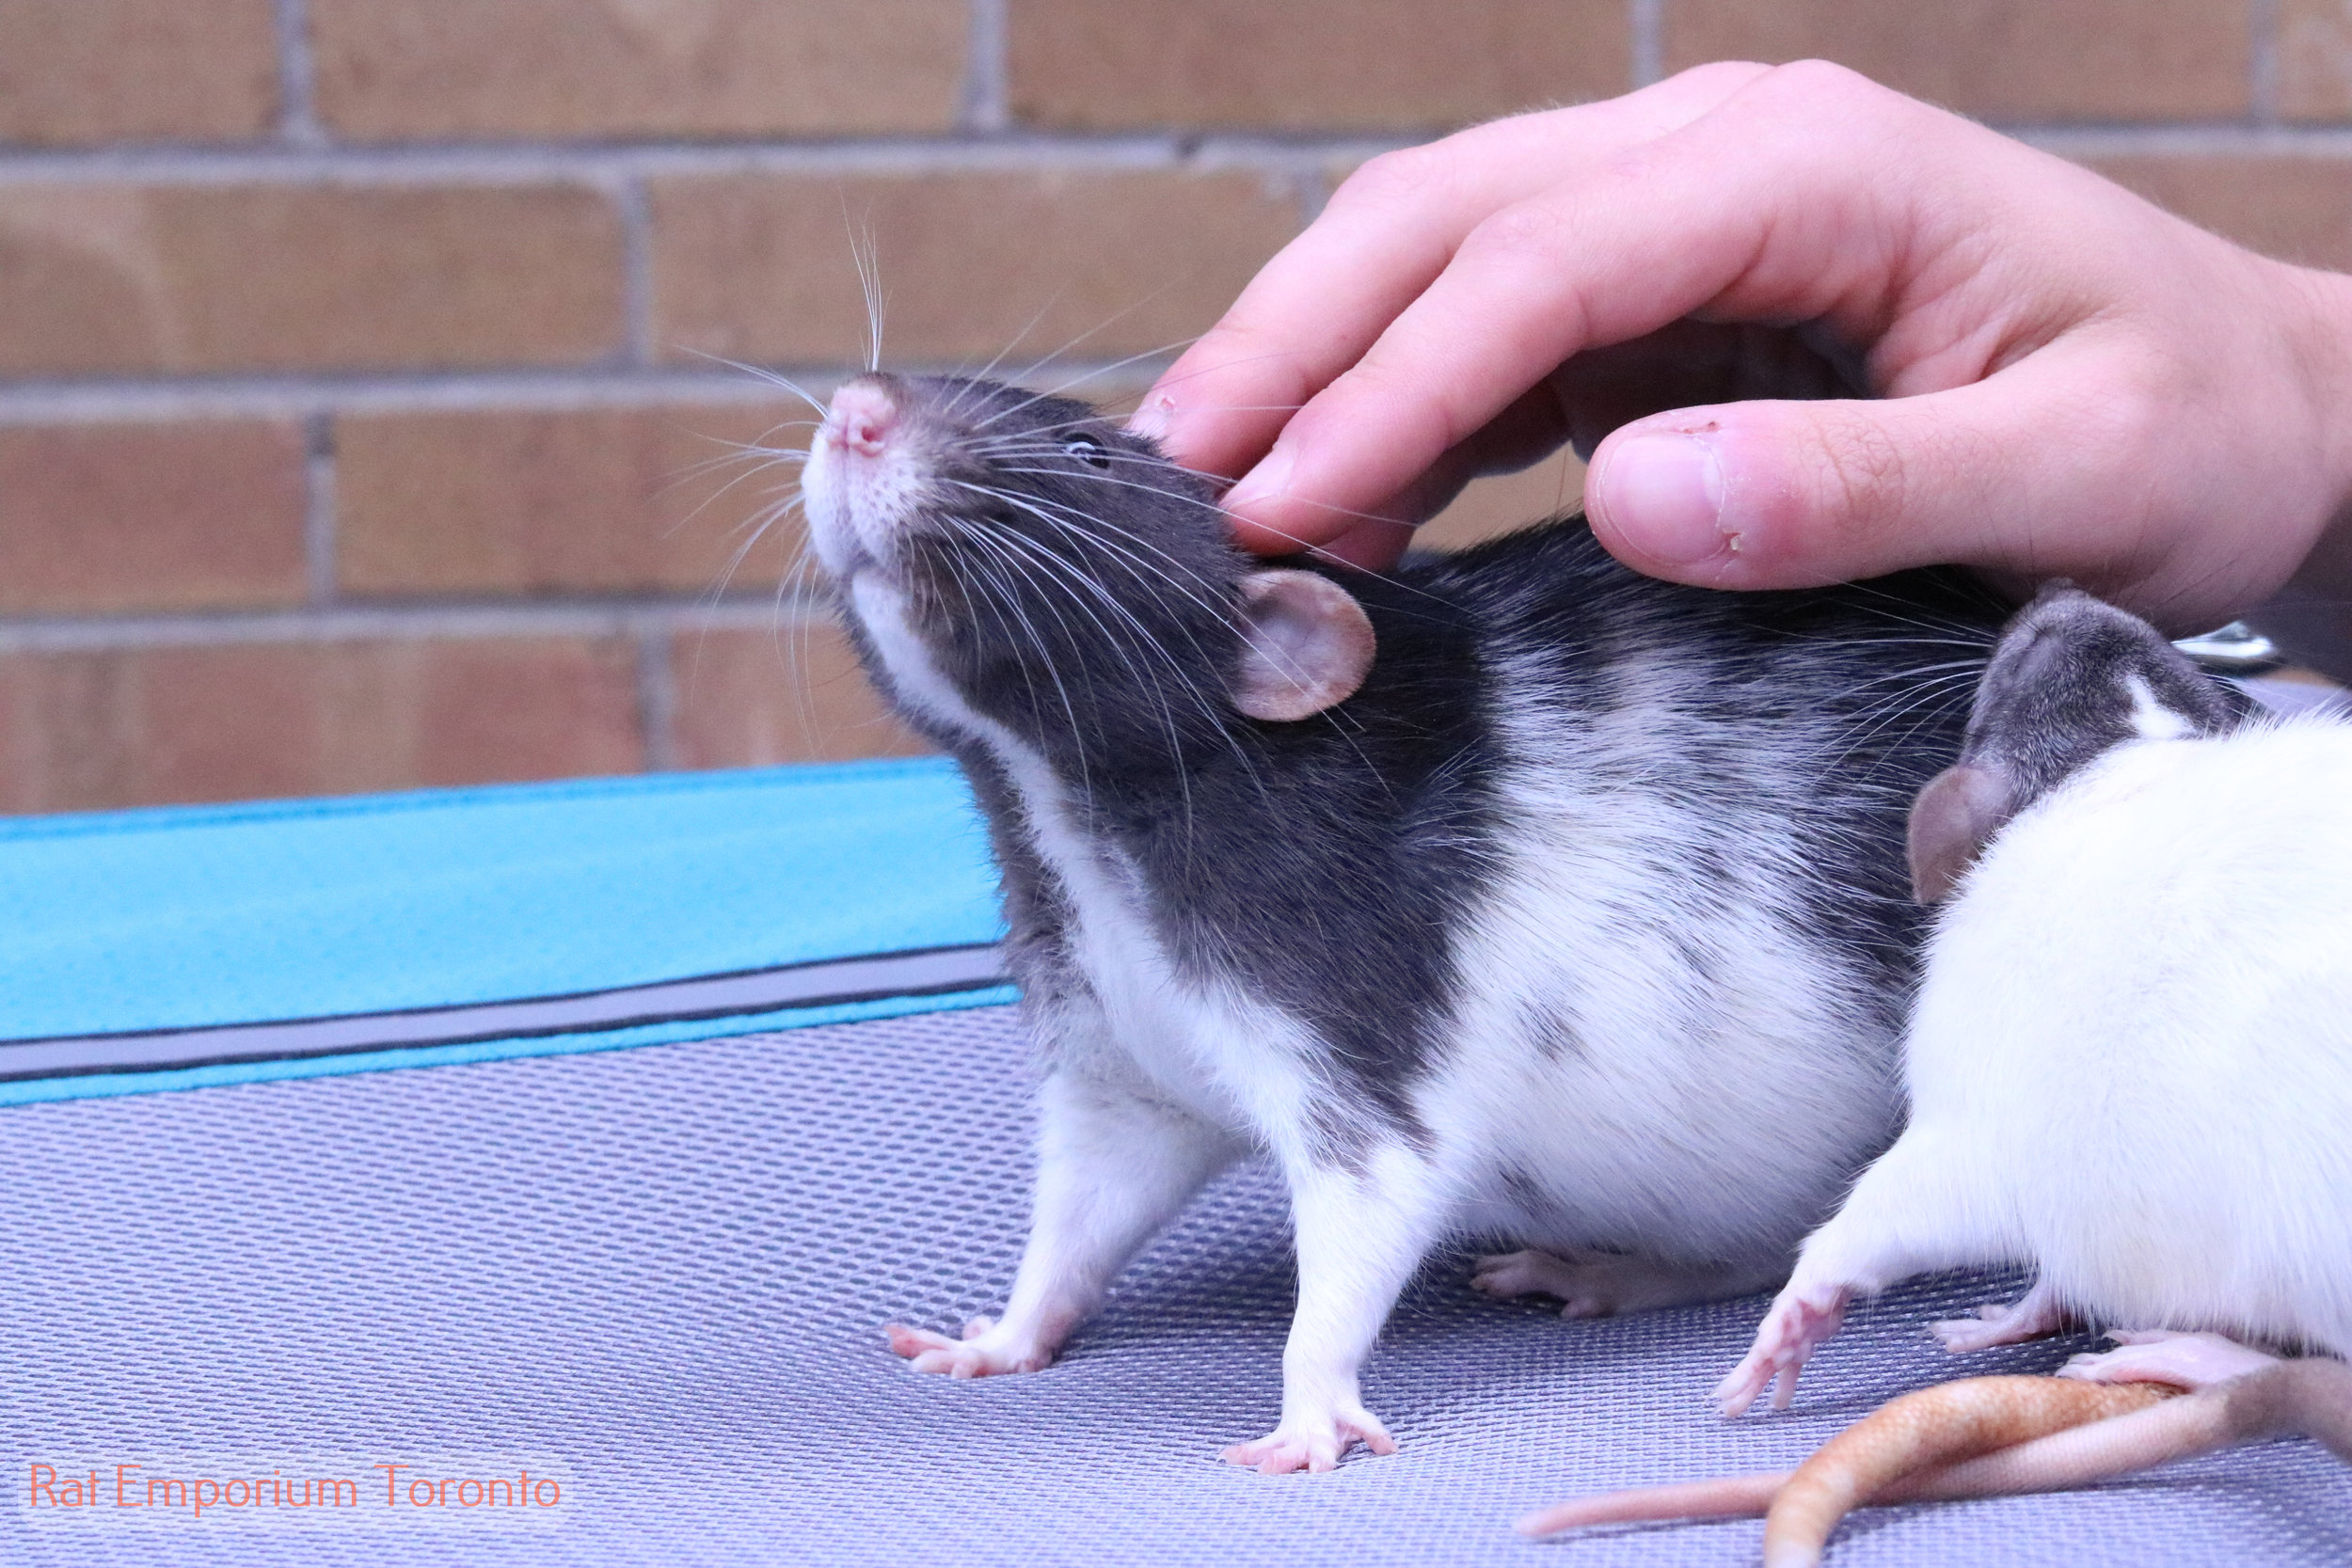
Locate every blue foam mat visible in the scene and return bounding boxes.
[0,761,1007,1101]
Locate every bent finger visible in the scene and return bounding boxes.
[1220,64,2019,547]
[1137,61,1775,485]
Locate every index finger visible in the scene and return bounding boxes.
[1134,63,1773,491]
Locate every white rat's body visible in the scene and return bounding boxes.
[1720,583,2352,1416]
[1884,720,2352,1351]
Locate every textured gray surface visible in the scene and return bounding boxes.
[3,1005,2347,1565]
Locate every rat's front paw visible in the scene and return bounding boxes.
[882,1315,1054,1379]
[1220,1405,1398,1475]
[1713,1282,1849,1417]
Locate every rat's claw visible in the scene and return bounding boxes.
[1221,1406,1397,1475]
[2058,1329,2280,1391]
[1717,1283,1851,1417]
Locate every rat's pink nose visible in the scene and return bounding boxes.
[828,378,898,457]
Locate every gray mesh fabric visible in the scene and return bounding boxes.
[5,1006,2346,1565]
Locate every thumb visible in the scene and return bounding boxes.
[1582,365,2117,592]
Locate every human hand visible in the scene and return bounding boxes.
[1134,61,2352,631]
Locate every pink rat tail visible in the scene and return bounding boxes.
[1762,1376,2174,1568]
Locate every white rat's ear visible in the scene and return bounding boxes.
[1231,570,1375,721]
[1907,764,2012,904]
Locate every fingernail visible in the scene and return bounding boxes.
[1223,445,1294,515]
[1597,433,1727,567]
[1125,394,1174,442]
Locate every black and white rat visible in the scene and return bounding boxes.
[799,371,2008,1472]
[1718,585,2352,1433]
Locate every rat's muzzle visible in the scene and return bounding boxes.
[803,373,922,580]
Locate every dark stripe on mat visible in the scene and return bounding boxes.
[0,942,1009,1082]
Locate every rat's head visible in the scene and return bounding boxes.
[1906,583,2254,901]
[801,372,1375,768]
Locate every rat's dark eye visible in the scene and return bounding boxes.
[1065,436,1112,469]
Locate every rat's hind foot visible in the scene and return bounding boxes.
[1472,1247,1781,1320]
[1716,1282,1851,1418]
[2058,1329,2280,1391]
[1220,1403,1398,1476]
[1932,1277,2069,1354]
[882,1315,1056,1379]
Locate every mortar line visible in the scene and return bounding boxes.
[8,121,2344,186]
[635,615,679,770]
[2252,0,2284,126]
[0,128,1485,185]
[961,0,1013,134]
[0,135,1208,184]
[302,411,337,606]
[0,597,826,655]
[1629,0,1665,88]
[271,0,326,147]
[0,359,1175,425]
[2016,123,2352,155]
[270,0,326,149]
[614,174,659,367]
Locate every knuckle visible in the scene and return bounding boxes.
[1459,197,1567,264]
[1665,57,1772,87]
[1330,143,1451,213]
[1757,57,1883,108]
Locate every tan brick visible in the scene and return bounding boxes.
[0,0,278,145]
[650,170,1298,366]
[1007,0,1628,131]
[0,420,307,615]
[0,183,622,377]
[2087,155,2352,271]
[1661,1,2251,120]
[1417,451,1587,553]
[0,637,644,814]
[670,623,930,769]
[2283,0,2352,119]
[310,0,964,140]
[337,403,807,598]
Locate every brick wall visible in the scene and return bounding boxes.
[2,1,2345,812]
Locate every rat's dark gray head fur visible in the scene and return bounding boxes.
[1908,583,2255,901]
[803,372,1383,780]
[802,372,1246,771]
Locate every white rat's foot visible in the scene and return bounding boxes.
[1932,1278,2069,1353]
[1221,1404,1398,1476]
[882,1314,1056,1379]
[2058,1329,2281,1392]
[1715,1282,1851,1417]
[1472,1247,1776,1320]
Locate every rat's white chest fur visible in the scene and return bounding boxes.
[851,578,1328,1151]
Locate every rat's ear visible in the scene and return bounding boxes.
[1231,570,1375,721]
[1907,764,2012,904]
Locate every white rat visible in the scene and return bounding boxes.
[1716,584,2352,1422]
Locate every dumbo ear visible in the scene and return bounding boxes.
[1232,570,1375,721]
[1906,764,2012,904]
